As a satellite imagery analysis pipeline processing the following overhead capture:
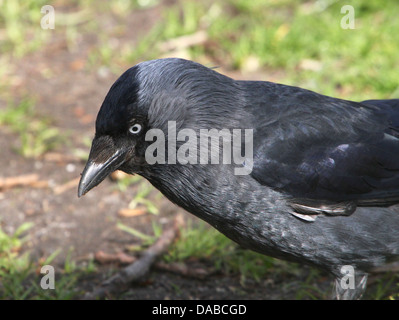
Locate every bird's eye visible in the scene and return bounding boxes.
[129,124,142,135]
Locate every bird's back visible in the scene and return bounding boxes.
[237,80,399,210]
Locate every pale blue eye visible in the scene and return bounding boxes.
[129,124,142,134]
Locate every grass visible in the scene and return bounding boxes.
[118,220,163,247]
[119,219,279,285]
[0,222,33,279]
[4,0,397,100]
[165,221,309,286]
[113,174,161,215]
[127,0,399,99]
[0,98,63,158]
[2,0,398,100]
[365,273,399,300]
[0,0,50,57]
[127,181,161,215]
[0,223,96,299]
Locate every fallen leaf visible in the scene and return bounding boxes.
[53,177,81,195]
[110,170,130,181]
[0,174,47,191]
[118,208,147,217]
[70,59,85,71]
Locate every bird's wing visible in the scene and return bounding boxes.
[250,95,399,220]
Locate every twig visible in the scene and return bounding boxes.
[159,30,208,52]
[95,251,136,265]
[42,152,80,163]
[0,174,48,191]
[154,261,215,280]
[53,177,81,195]
[118,208,147,217]
[83,214,184,300]
[95,252,214,279]
[371,261,399,274]
[366,262,399,286]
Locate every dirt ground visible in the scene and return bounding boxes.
[0,2,368,300]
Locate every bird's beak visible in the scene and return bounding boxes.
[78,137,127,197]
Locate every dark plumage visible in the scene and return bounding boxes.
[78,58,399,299]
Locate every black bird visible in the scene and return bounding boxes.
[78,58,399,299]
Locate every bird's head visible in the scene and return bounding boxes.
[78,58,244,197]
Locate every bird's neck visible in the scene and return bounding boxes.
[139,163,282,227]
[140,164,223,219]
